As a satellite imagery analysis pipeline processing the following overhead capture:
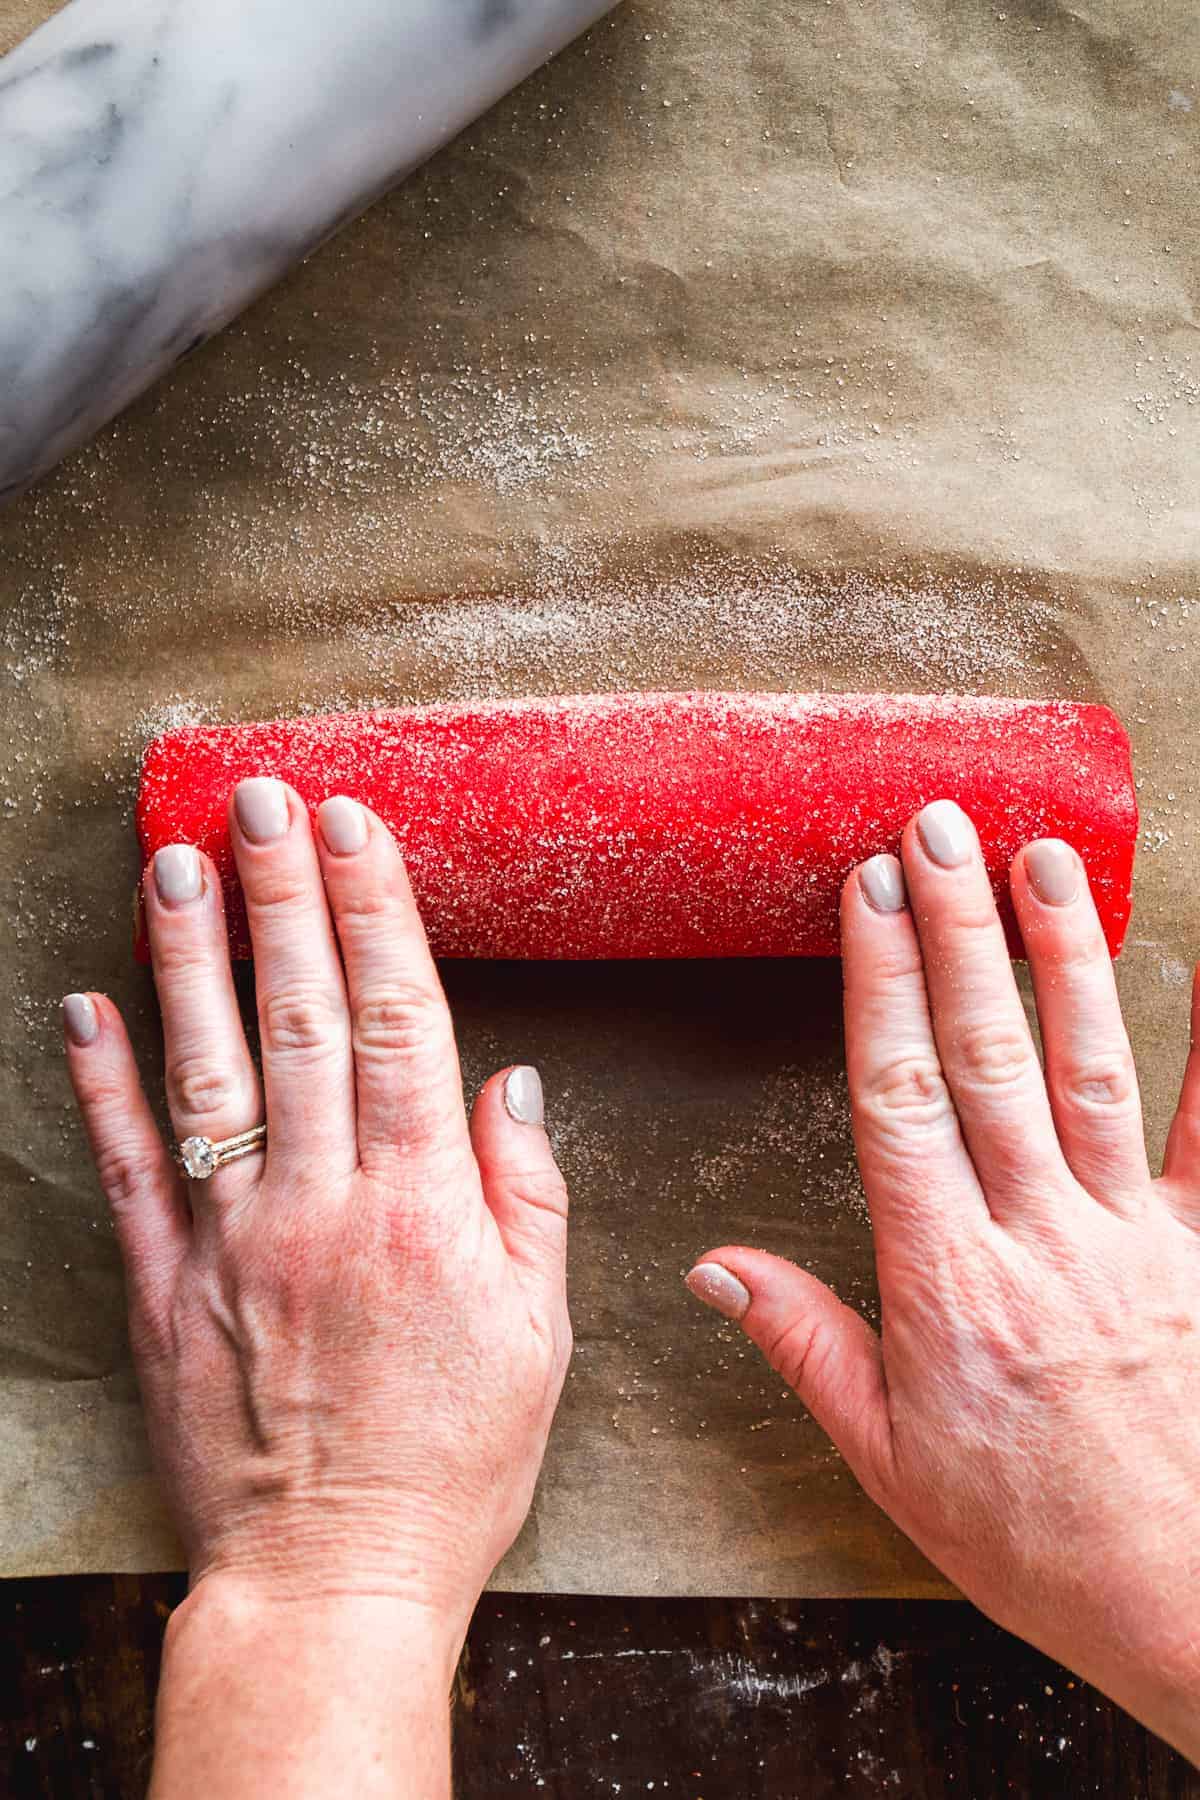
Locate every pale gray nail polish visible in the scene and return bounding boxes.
[504,1065,545,1126]
[235,777,289,844]
[917,799,975,869]
[1025,839,1080,907]
[860,854,907,914]
[685,1262,751,1322]
[319,795,368,856]
[62,993,98,1047]
[154,843,202,906]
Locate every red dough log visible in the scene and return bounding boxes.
[136,691,1137,962]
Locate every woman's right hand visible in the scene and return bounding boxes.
[689,801,1200,1764]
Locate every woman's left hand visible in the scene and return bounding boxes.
[64,780,571,1794]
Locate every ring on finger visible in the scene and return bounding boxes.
[174,1124,267,1182]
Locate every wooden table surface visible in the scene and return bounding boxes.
[2,1580,1197,1798]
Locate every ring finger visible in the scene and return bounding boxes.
[144,843,264,1203]
[1011,839,1149,1208]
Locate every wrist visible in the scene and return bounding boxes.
[1114,1642,1200,1768]
[179,1501,490,1645]
[153,1575,461,1798]
[166,1569,466,1684]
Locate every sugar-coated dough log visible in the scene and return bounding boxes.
[136,691,1137,960]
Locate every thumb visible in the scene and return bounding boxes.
[685,1248,892,1497]
[471,1065,569,1311]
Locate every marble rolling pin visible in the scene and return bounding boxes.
[0,0,618,501]
[136,691,1138,960]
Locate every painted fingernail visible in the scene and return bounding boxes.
[504,1065,545,1126]
[1025,839,1080,907]
[685,1262,751,1322]
[318,795,368,857]
[234,778,289,844]
[917,799,975,870]
[62,993,98,1047]
[154,843,202,906]
[859,854,907,914]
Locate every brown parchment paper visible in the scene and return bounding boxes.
[1,0,1198,1595]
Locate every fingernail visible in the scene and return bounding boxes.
[504,1065,545,1127]
[685,1262,751,1322]
[917,799,975,870]
[1025,839,1080,907]
[154,843,202,906]
[235,778,289,844]
[859,854,907,914]
[62,993,98,1047]
[318,795,368,857]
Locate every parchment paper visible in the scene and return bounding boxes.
[1,0,1197,1595]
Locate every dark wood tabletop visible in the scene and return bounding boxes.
[3,1580,1197,1799]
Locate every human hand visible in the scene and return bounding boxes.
[64,778,570,1639]
[687,801,1200,1762]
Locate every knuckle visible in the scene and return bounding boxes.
[1046,933,1109,976]
[247,873,317,917]
[1054,1051,1138,1112]
[858,1052,955,1133]
[94,1143,155,1213]
[766,1314,830,1396]
[354,981,448,1060]
[511,1165,570,1223]
[148,932,214,983]
[951,1021,1037,1091]
[869,944,927,986]
[945,896,1005,936]
[334,885,401,926]
[259,986,343,1056]
[167,1053,243,1121]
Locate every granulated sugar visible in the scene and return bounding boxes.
[690,1064,868,1230]
[342,545,1068,710]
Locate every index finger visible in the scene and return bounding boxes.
[900,801,1070,1223]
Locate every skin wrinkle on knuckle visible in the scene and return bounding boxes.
[245,873,322,921]
[147,934,218,984]
[765,1313,833,1395]
[950,1019,1038,1091]
[496,1209,566,1278]
[166,1053,245,1121]
[76,1067,137,1117]
[94,1143,155,1213]
[1033,930,1108,975]
[259,986,345,1057]
[332,884,416,929]
[858,1051,955,1133]
[500,1166,569,1224]
[933,893,1006,938]
[1052,1052,1139,1112]
[353,982,449,1061]
[856,947,926,989]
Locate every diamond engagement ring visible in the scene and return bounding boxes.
[175,1126,267,1181]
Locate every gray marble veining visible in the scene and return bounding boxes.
[0,0,618,502]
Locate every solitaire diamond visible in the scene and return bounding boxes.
[180,1136,217,1180]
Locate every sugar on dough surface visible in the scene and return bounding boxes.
[137,688,1137,962]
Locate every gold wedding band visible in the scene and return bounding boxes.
[174,1126,267,1181]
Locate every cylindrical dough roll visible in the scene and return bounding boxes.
[136,691,1138,961]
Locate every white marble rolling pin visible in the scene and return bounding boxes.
[0,0,618,502]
